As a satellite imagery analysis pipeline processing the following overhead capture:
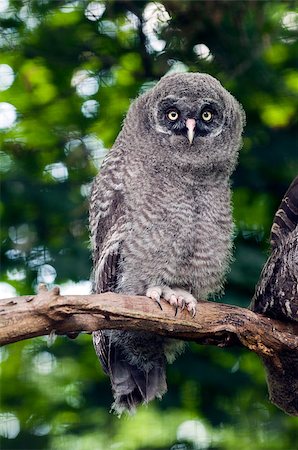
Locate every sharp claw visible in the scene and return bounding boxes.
[175,306,178,317]
[156,299,163,311]
[181,300,185,311]
[191,307,196,318]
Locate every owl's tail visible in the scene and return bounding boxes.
[109,356,167,416]
[262,352,298,416]
[93,330,167,415]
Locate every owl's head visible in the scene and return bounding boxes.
[128,72,245,175]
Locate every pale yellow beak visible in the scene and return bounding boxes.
[186,118,196,145]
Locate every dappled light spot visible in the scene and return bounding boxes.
[7,268,26,281]
[44,162,69,182]
[282,11,298,31]
[143,2,170,52]
[83,134,107,168]
[28,246,52,269]
[98,19,117,37]
[0,64,14,91]
[0,102,17,129]
[19,4,39,29]
[98,69,115,87]
[121,11,139,32]
[0,413,20,439]
[64,138,82,155]
[80,183,92,197]
[37,264,57,284]
[177,420,211,449]
[166,60,189,75]
[5,249,25,261]
[0,0,9,14]
[31,423,52,437]
[0,0,15,21]
[170,444,188,450]
[85,1,105,22]
[33,351,57,375]
[139,80,158,94]
[81,99,99,118]
[0,282,17,299]
[8,223,30,245]
[0,27,19,48]
[193,44,214,62]
[60,280,92,295]
[71,69,99,97]
[60,1,79,14]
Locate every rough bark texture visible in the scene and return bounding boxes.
[0,284,296,350]
[1,284,297,416]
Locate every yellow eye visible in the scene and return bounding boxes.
[167,110,179,121]
[201,110,213,122]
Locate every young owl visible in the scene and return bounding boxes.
[90,72,245,415]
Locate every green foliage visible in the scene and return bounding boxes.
[1,1,297,449]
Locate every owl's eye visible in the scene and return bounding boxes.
[167,109,179,121]
[201,110,213,122]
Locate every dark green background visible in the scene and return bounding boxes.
[1,1,298,449]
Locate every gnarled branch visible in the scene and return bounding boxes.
[1,284,298,416]
[1,284,297,351]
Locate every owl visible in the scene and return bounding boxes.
[251,176,298,415]
[251,176,298,322]
[89,72,245,415]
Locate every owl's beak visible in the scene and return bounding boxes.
[186,118,196,145]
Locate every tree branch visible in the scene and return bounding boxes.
[1,285,297,356]
[2,284,298,415]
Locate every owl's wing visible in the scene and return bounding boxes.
[251,176,298,321]
[270,176,298,248]
[251,177,298,416]
[89,150,126,373]
[89,150,126,293]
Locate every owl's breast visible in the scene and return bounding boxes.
[123,183,233,298]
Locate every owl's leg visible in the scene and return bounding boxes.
[146,286,197,317]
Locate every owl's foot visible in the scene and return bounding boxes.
[146,286,164,310]
[146,286,197,317]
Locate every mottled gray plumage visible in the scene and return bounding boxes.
[89,72,245,414]
[251,176,298,322]
[251,176,298,415]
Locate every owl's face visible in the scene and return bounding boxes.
[155,94,225,144]
[130,72,245,174]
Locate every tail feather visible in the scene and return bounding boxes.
[93,330,167,415]
[111,363,167,415]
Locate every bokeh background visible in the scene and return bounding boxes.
[1,1,298,449]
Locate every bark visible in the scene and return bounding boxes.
[1,284,297,353]
[1,284,298,416]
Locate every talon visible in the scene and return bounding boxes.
[156,299,163,311]
[151,293,163,310]
[169,294,178,307]
[178,296,185,311]
[147,286,197,317]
